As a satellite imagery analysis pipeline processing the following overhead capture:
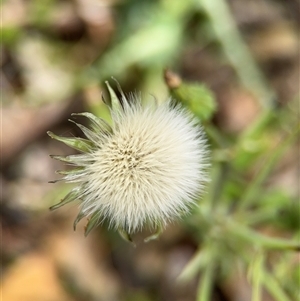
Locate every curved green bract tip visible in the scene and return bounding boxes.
[144,225,163,243]
[105,81,123,112]
[49,187,80,211]
[68,120,99,144]
[118,228,134,244]
[73,210,86,231]
[84,211,100,237]
[47,131,94,152]
[50,154,91,166]
[71,112,112,134]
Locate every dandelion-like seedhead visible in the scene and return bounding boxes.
[48,82,209,240]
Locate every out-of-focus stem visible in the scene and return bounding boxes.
[197,0,275,108]
[178,247,212,282]
[196,261,215,301]
[263,271,291,301]
[228,220,300,251]
[238,123,300,210]
[251,252,264,301]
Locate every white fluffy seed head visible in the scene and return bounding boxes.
[50,88,210,236]
[78,95,210,234]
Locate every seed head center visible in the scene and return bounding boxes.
[107,134,146,174]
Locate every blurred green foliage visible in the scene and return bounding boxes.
[2,0,299,300]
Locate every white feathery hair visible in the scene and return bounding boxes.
[49,85,209,236]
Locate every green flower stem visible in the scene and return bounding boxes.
[250,252,264,301]
[263,270,291,301]
[197,0,275,108]
[228,221,300,251]
[238,123,300,210]
[196,260,216,301]
[239,210,276,227]
[178,247,213,283]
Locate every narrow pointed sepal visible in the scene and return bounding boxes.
[71,112,112,134]
[50,154,70,163]
[111,77,127,103]
[49,187,80,211]
[47,131,94,152]
[68,120,99,144]
[105,81,123,112]
[50,154,93,166]
[48,179,63,184]
[144,225,163,243]
[73,210,86,231]
[56,168,84,176]
[84,211,100,237]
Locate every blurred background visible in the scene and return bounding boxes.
[1,0,299,301]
